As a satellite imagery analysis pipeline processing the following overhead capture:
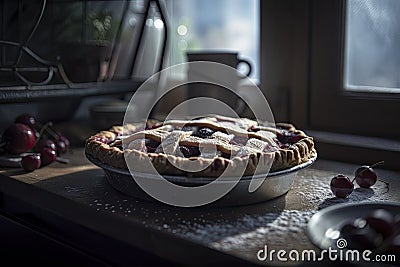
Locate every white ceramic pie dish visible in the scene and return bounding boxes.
[86,153,317,206]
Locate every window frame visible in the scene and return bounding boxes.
[260,0,400,169]
[308,0,400,138]
[260,0,311,126]
[260,0,400,138]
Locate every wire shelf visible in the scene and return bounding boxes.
[0,0,168,102]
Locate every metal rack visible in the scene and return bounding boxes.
[0,0,72,86]
[0,0,168,103]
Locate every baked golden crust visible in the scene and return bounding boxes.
[85,116,316,177]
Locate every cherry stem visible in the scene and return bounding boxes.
[378,178,390,188]
[44,124,60,140]
[369,160,385,169]
[56,157,69,164]
[35,122,61,144]
[351,160,385,183]
[33,121,53,147]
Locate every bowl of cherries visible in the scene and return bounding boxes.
[0,114,70,171]
[308,202,400,256]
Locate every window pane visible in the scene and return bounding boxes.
[344,0,400,92]
[165,0,259,80]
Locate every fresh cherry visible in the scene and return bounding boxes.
[355,165,378,188]
[194,127,215,138]
[365,209,395,238]
[36,122,70,153]
[395,214,400,231]
[34,139,56,153]
[389,235,400,254]
[344,226,383,250]
[21,154,41,171]
[1,123,37,154]
[40,147,57,166]
[329,161,385,198]
[338,209,399,252]
[340,218,367,236]
[179,145,200,158]
[15,113,37,130]
[57,135,70,150]
[340,218,383,250]
[55,140,66,155]
[330,174,354,198]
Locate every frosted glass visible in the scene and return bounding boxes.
[344,0,400,92]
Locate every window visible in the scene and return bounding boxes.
[308,0,400,138]
[261,0,400,168]
[344,0,400,92]
[164,0,259,80]
[261,0,400,142]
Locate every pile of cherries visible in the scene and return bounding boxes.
[330,161,384,198]
[338,208,400,252]
[0,114,70,171]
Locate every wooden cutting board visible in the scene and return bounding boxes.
[0,149,98,184]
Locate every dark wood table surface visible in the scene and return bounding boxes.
[0,148,399,266]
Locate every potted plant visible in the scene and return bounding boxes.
[56,7,115,83]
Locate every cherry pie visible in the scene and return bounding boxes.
[85,115,316,177]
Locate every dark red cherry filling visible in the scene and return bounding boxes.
[145,138,160,153]
[277,130,304,144]
[179,145,201,158]
[263,144,278,152]
[275,139,291,149]
[145,122,163,130]
[249,126,259,132]
[193,127,215,138]
[94,136,110,144]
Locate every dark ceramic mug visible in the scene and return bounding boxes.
[186,51,252,78]
[185,51,252,116]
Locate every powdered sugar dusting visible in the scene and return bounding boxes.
[293,168,391,210]
[163,209,317,261]
[211,210,316,252]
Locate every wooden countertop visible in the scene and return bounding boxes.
[0,148,399,266]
